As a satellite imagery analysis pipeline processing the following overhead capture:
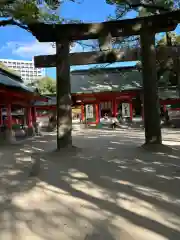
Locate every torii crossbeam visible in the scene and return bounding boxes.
[34,46,180,68]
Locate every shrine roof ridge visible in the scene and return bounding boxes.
[28,10,180,42]
[0,66,23,83]
[0,67,36,94]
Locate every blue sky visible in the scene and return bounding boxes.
[0,0,179,80]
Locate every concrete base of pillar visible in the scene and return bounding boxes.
[5,129,16,143]
[0,129,16,144]
[0,125,37,146]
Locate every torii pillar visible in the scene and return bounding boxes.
[140,29,161,144]
[56,42,72,149]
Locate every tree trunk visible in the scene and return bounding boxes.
[140,30,162,144]
[166,32,172,46]
[56,42,72,150]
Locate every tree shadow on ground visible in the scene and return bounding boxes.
[1,130,180,239]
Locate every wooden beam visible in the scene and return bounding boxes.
[28,10,180,42]
[9,101,29,107]
[34,46,180,68]
[34,48,138,68]
[0,87,32,99]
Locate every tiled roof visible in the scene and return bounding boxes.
[71,67,142,93]
[0,68,34,93]
[34,67,179,106]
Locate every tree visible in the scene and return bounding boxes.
[0,0,79,30]
[157,33,180,46]
[106,0,176,18]
[0,0,63,30]
[157,33,180,90]
[135,33,180,87]
[35,76,56,95]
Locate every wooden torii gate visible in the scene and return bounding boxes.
[28,10,180,149]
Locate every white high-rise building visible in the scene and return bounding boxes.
[0,59,45,84]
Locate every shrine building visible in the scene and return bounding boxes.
[35,65,180,126]
[0,66,46,143]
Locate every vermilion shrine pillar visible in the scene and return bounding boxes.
[129,100,133,121]
[81,104,85,122]
[4,103,16,143]
[27,107,33,128]
[95,103,100,124]
[163,104,166,112]
[112,99,117,116]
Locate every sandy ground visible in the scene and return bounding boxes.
[0,128,180,240]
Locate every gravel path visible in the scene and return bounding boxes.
[0,128,180,240]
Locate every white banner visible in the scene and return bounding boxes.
[85,105,94,119]
[122,103,130,117]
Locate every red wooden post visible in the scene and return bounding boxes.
[27,107,33,127]
[7,104,12,129]
[112,99,117,116]
[34,107,37,122]
[31,107,37,123]
[81,104,84,121]
[95,103,99,124]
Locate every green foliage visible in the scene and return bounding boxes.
[0,0,63,30]
[106,0,175,18]
[139,0,174,15]
[105,0,179,52]
[106,0,180,89]
[157,33,180,46]
[157,34,180,87]
[0,0,79,30]
[36,76,56,95]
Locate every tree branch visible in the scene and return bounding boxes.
[128,2,170,12]
[116,0,171,12]
[0,18,29,31]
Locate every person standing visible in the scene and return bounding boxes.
[111,114,119,129]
